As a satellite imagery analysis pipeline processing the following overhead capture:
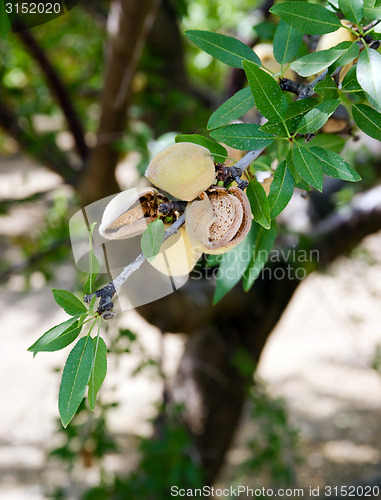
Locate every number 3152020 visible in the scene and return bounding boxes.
[5,3,62,14]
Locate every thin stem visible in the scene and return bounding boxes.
[232,148,266,177]
[342,24,361,37]
[113,213,186,291]
[84,213,186,315]
[281,118,292,139]
[363,19,381,33]
[86,318,98,337]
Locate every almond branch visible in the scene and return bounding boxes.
[84,213,186,317]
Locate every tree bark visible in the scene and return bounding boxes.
[77,0,158,205]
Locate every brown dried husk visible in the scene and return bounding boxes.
[185,186,251,255]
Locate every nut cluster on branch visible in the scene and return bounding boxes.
[99,142,252,277]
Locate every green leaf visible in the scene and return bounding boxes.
[213,226,257,304]
[207,87,255,130]
[84,221,100,295]
[59,336,94,428]
[291,47,345,77]
[353,103,381,141]
[314,76,339,100]
[268,161,295,219]
[292,144,324,191]
[209,124,274,151]
[243,61,287,122]
[295,178,312,191]
[308,147,362,181]
[206,254,222,268]
[342,65,362,92]
[357,46,381,109]
[339,0,364,24]
[243,222,277,291]
[52,289,88,316]
[185,30,261,69]
[254,20,277,40]
[37,321,82,353]
[302,133,345,153]
[270,2,342,35]
[88,336,107,411]
[273,20,304,65]
[363,0,381,19]
[334,41,360,67]
[261,98,321,135]
[28,317,80,356]
[175,134,228,163]
[141,220,165,261]
[246,178,271,229]
[296,100,340,134]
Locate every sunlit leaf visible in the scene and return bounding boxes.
[296,100,340,134]
[363,0,381,19]
[185,30,261,69]
[339,0,364,24]
[246,178,271,229]
[59,336,94,428]
[291,47,345,77]
[28,317,81,356]
[292,144,324,191]
[353,103,381,141]
[88,336,107,411]
[243,61,287,122]
[302,134,345,153]
[357,46,381,109]
[273,20,304,64]
[261,98,321,135]
[175,134,228,163]
[209,124,274,150]
[268,161,295,219]
[314,76,339,100]
[270,2,342,34]
[308,147,361,181]
[342,65,362,92]
[207,87,254,130]
[52,289,87,316]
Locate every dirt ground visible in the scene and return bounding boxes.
[1,155,381,499]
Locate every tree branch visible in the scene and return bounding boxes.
[15,24,88,163]
[84,213,185,316]
[0,101,77,182]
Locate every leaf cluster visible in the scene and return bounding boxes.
[184,0,381,301]
[28,223,107,427]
